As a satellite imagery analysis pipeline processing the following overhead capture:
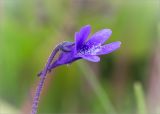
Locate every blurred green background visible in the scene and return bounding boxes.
[0,0,159,114]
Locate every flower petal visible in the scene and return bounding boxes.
[86,29,112,46]
[81,55,100,62]
[75,25,91,50]
[96,41,121,55]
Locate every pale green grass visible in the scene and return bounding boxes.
[134,82,147,114]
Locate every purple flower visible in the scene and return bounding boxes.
[31,25,121,114]
[47,25,121,71]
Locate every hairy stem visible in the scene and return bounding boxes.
[31,77,46,114]
[31,45,60,114]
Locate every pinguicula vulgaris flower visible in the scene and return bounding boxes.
[31,25,121,114]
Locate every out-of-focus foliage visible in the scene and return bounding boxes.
[0,0,159,114]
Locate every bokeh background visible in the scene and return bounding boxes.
[0,0,159,114]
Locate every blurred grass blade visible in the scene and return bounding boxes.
[77,61,116,114]
[134,82,147,114]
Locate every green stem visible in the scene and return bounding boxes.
[77,61,116,114]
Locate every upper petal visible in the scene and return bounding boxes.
[96,41,121,55]
[75,25,91,51]
[85,29,112,46]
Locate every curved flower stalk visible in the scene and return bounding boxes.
[31,25,121,114]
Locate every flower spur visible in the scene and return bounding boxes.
[31,25,121,114]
